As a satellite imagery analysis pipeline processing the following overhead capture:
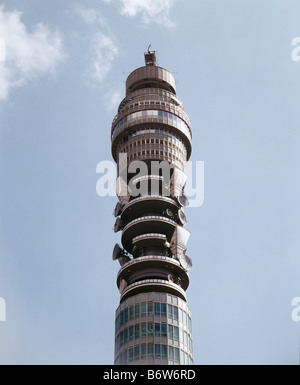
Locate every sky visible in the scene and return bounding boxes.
[0,0,300,365]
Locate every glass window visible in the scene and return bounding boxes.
[161,323,167,337]
[129,347,134,363]
[174,348,180,363]
[155,344,161,359]
[174,326,179,340]
[129,326,134,341]
[173,307,178,320]
[155,323,160,337]
[148,344,153,359]
[147,322,153,336]
[124,350,127,365]
[148,302,153,316]
[141,323,146,337]
[154,303,160,316]
[168,325,173,339]
[120,311,124,326]
[141,344,146,359]
[180,329,183,343]
[124,328,128,344]
[169,346,174,361]
[141,303,147,316]
[124,308,128,324]
[161,345,167,359]
[183,312,187,326]
[161,303,166,317]
[129,306,134,320]
[179,308,183,323]
[135,324,140,339]
[184,332,188,346]
[168,304,173,318]
[180,350,184,364]
[184,352,188,365]
[134,346,139,361]
[120,331,124,347]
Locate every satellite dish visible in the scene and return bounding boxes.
[179,253,192,271]
[168,274,175,283]
[165,208,175,219]
[178,208,187,225]
[119,279,127,293]
[112,244,131,266]
[177,194,189,207]
[114,202,123,218]
[114,217,123,233]
[112,244,122,261]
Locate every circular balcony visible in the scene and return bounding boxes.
[126,66,176,96]
[122,196,178,222]
[120,278,187,302]
[117,255,190,292]
[117,88,184,114]
[121,216,177,253]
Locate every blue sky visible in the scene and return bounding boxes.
[0,0,300,365]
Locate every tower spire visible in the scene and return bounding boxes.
[144,44,157,66]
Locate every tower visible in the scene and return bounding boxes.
[111,49,193,365]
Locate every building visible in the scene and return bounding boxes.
[111,49,193,365]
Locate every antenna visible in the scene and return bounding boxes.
[113,202,123,218]
[177,194,189,208]
[179,252,192,271]
[114,217,123,233]
[112,244,131,266]
[178,208,187,225]
[144,45,157,66]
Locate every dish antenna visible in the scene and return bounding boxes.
[112,244,131,266]
[113,202,123,218]
[119,279,127,293]
[114,217,123,233]
[165,208,175,219]
[168,274,175,283]
[177,194,189,207]
[178,208,187,225]
[179,252,192,271]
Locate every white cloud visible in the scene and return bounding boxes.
[71,3,107,26]
[88,33,119,83]
[119,0,178,29]
[71,4,119,85]
[0,5,65,101]
[103,89,123,111]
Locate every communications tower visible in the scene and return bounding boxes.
[111,49,193,365]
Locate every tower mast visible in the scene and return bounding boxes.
[111,49,194,365]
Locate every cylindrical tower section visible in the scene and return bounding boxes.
[111,49,193,365]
